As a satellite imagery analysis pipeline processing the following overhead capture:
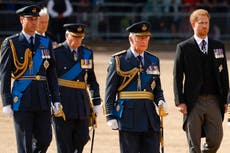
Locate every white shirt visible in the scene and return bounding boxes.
[194,34,208,53]
[130,47,144,64]
[22,31,35,44]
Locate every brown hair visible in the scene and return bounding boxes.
[190,9,210,24]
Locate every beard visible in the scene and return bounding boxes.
[198,29,209,38]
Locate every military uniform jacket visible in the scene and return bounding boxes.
[0,32,61,111]
[105,49,165,132]
[54,42,101,119]
[173,37,229,129]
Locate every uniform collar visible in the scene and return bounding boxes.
[194,34,208,45]
[22,31,35,42]
[130,47,144,58]
[69,47,78,53]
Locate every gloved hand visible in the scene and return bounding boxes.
[2,105,13,118]
[93,104,101,116]
[52,102,66,120]
[107,119,118,130]
[158,100,168,117]
[53,102,61,114]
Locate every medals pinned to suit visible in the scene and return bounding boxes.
[214,48,224,59]
[218,64,223,72]
[81,59,92,69]
[146,64,160,75]
[41,47,51,59]
[43,60,49,69]
[40,46,50,69]
[151,80,156,90]
[73,52,78,61]
[13,96,18,103]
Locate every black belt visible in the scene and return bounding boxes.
[17,75,47,81]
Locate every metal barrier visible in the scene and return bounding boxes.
[0,1,229,41]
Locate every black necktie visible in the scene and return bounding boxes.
[137,55,143,67]
[72,50,77,61]
[30,36,34,51]
[201,40,207,54]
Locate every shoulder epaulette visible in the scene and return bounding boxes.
[55,43,64,49]
[81,45,92,52]
[5,33,19,41]
[112,50,127,57]
[81,44,91,50]
[145,50,158,58]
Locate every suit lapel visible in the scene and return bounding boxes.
[63,41,74,60]
[208,39,218,74]
[191,37,201,53]
[126,49,139,67]
[34,34,40,50]
[143,52,153,70]
[19,32,29,49]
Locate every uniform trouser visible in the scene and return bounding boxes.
[185,95,223,153]
[13,111,52,153]
[52,117,90,153]
[119,130,160,153]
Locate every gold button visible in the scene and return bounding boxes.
[35,75,41,80]
[13,96,18,103]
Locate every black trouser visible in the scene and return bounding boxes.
[13,111,52,153]
[52,117,90,153]
[119,130,160,153]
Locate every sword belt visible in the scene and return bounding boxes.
[118,91,154,100]
[58,78,86,89]
[17,75,47,81]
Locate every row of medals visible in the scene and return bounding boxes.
[41,49,50,70]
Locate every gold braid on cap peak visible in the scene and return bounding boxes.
[115,56,139,91]
[9,39,32,80]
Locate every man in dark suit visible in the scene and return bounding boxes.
[52,23,102,153]
[173,9,229,153]
[0,5,63,153]
[105,21,168,153]
[36,7,58,48]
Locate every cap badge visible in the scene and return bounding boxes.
[32,8,36,13]
[77,26,83,32]
[142,24,147,31]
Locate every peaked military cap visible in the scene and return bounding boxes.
[126,21,151,36]
[63,23,87,37]
[16,5,41,17]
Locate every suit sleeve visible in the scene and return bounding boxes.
[105,57,120,121]
[220,44,229,104]
[173,44,185,105]
[0,39,14,106]
[86,52,101,106]
[46,40,61,103]
[153,59,165,104]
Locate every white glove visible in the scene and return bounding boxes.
[107,119,118,130]
[158,100,168,116]
[93,104,101,116]
[2,105,13,118]
[52,102,66,120]
[53,102,62,115]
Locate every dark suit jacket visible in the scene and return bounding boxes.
[105,48,165,132]
[0,32,61,111]
[173,36,229,130]
[53,42,101,119]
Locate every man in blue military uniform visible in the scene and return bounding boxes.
[52,23,102,153]
[0,5,64,153]
[105,21,168,153]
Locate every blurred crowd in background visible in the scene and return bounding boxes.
[0,0,229,42]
